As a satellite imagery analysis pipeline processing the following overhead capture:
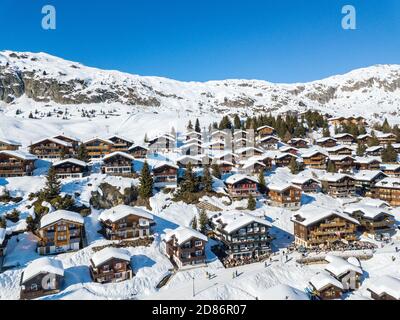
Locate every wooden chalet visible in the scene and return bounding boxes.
[29,137,75,160]
[357,134,372,145]
[210,211,272,259]
[83,138,114,159]
[344,204,395,235]
[367,276,400,300]
[292,209,359,248]
[0,138,21,151]
[164,226,207,268]
[309,273,344,300]
[288,138,308,149]
[267,183,302,210]
[235,147,263,161]
[214,160,234,175]
[152,162,178,188]
[328,116,366,127]
[101,152,135,176]
[392,143,400,153]
[333,133,356,145]
[99,205,153,240]
[325,145,354,156]
[279,146,299,155]
[380,164,400,177]
[372,177,400,206]
[128,145,148,158]
[291,177,320,193]
[377,133,397,147]
[316,137,337,148]
[225,174,260,198]
[365,146,384,157]
[20,258,64,300]
[90,247,133,284]
[53,158,89,179]
[328,155,355,173]
[319,173,356,198]
[180,142,203,156]
[37,210,85,255]
[108,135,134,152]
[176,155,203,169]
[0,150,36,177]
[354,170,387,197]
[148,134,176,151]
[256,125,275,138]
[52,134,80,150]
[258,136,279,150]
[324,255,363,291]
[354,157,381,171]
[301,150,328,169]
[274,153,297,167]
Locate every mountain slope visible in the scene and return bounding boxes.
[1,50,400,123]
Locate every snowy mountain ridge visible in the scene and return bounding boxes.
[1,51,400,123]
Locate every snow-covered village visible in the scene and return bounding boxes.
[1,1,400,304]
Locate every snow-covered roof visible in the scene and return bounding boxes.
[319,173,354,183]
[316,137,337,143]
[328,155,354,161]
[292,208,359,227]
[53,158,88,167]
[309,272,344,291]
[301,149,328,158]
[324,256,363,277]
[279,146,299,153]
[103,151,135,161]
[291,176,319,185]
[40,210,84,229]
[268,183,301,192]
[359,198,390,208]
[344,204,391,219]
[374,177,400,189]
[210,130,228,136]
[176,155,202,164]
[128,144,149,151]
[83,137,114,145]
[0,228,6,246]
[333,133,354,139]
[0,150,37,160]
[22,257,64,284]
[380,163,400,171]
[91,247,131,267]
[235,147,263,154]
[32,137,72,147]
[0,137,21,146]
[225,174,258,185]
[357,134,372,139]
[259,135,279,142]
[325,145,354,152]
[366,146,384,152]
[241,159,266,170]
[212,211,271,234]
[367,276,400,299]
[354,156,381,164]
[353,170,386,182]
[107,135,134,143]
[53,134,80,142]
[259,284,308,300]
[376,132,396,138]
[152,161,179,170]
[165,226,207,245]
[257,125,274,131]
[99,205,153,223]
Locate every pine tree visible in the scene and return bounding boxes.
[382,118,392,133]
[322,126,330,137]
[356,143,366,156]
[368,131,380,147]
[202,165,213,193]
[289,157,299,174]
[195,119,201,133]
[28,112,34,119]
[198,209,208,233]
[139,161,153,199]
[247,194,256,211]
[233,114,241,129]
[187,120,193,130]
[211,163,221,179]
[258,170,267,194]
[76,143,89,162]
[191,216,198,230]
[43,166,61,199]
[181,163,197,193]
[382,143,397,163]
[327,160,336,173]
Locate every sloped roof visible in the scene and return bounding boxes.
[99,205,153,223]
[22,257,64,284]
[165,226,207,245]
[91,247,131,267]
[40,210,84,229]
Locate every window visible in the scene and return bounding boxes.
[30,283,38,291]
[103,265,110,272]
[194,240,202,247]
[195,250,203,256]
[115,263,122,269]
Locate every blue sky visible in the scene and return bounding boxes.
[1,0,399,82]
